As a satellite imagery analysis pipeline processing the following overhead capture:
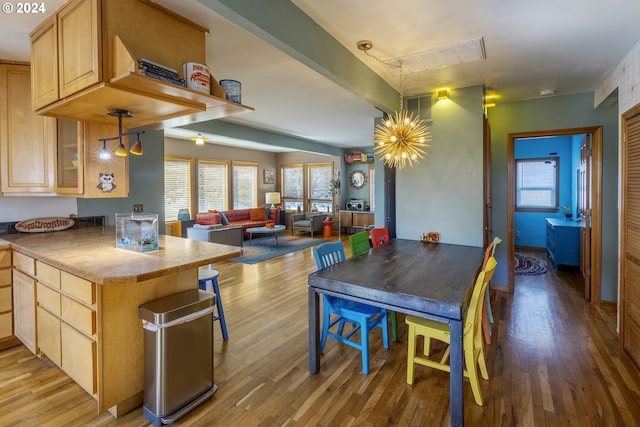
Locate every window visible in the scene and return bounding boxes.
[368,167,375,211]
[197,159,228,212]
[308,162,333,213]
[164,156,192,220]
[281,164,304,211]
[516,157,559,211]
[232,162,257,209]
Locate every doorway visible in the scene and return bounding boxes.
[507,127,603,303]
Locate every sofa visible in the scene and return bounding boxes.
[291,212,325,237]
[186,225,244,252]
[195,207,283,237]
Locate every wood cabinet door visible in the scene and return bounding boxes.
[13,269,36,354]
[37,306,62,366]
[30,14,59,110]
[622,105,640,368]
[57,0,102,98]
[0,64,55,194]
[61,322,96,395]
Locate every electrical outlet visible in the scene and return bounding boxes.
[133,204,143,213]
[516,230,520,239]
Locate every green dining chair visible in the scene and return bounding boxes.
[349,230,370,256]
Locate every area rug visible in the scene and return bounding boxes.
[231,235,326,264]
[514,253,548,276]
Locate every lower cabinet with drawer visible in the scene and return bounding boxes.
[0,247,18,350]
[35,260,97,396]
[13,252,36,354]
[545,218,582,271]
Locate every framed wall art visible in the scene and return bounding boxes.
[263,169,275,184]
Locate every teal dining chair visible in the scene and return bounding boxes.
[313,241,389,374]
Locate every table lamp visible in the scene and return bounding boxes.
[265,192,281,208]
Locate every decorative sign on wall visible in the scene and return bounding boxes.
[15,217,75,233]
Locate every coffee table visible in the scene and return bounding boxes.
[246,225,286,246]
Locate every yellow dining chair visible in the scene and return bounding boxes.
[482,236,501,344]
[405,256,497,406]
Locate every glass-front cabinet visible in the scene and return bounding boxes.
[56,119,83,194]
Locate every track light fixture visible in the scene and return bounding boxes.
[98,109,145,159]
[190,133,207,145]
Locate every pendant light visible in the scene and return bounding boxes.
[357,40,431,169]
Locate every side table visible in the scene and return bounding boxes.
[322,220,334,238]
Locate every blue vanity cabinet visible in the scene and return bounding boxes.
[545,218,582,271]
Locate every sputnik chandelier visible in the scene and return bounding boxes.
[357,40,431,169]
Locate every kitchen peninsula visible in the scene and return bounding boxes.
[1,227,239,417]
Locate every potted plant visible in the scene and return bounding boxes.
[328,175,341,217]
[560,205,572,219]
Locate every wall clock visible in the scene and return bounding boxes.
[349,170,366,189]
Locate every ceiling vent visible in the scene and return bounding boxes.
[387,37,486,74]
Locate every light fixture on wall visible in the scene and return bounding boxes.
[265,192,281,208]
[98,109,145,159]
[484,95,496,108]
[190,133,207,145]
[357,40,431,169]
[437,88,450,100]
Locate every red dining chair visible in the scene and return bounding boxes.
[367,227,398,341]
[370,227,390,248]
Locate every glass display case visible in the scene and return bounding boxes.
[116,213,159,253]
[56,119,83,193]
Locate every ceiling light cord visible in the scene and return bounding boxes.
[358,40,432,169]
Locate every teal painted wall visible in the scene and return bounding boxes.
[77,129,166,230]
[396,85,485,246]
[488,93,619,301]
[514,135,574,248]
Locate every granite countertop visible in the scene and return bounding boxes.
[1,227,240,285]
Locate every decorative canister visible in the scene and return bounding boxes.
[183,62,210,94]
[219,79,241,103]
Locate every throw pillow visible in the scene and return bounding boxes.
[250,207,266,221]
[219,211,230,226]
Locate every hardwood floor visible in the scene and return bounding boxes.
[1,237,639,426]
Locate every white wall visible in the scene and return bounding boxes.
[0,197,77,222]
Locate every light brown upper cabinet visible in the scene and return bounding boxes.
[30,0,253,130]
[0,62,55,195]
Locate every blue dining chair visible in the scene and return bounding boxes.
[313,241,389,374]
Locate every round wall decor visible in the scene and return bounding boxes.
[349,170,367,189]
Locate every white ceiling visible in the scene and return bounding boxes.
[2,0,639,151]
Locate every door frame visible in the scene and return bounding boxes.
[507,126,602,302]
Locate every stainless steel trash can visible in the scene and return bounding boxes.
[138,289,217,427]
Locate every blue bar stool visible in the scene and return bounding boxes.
[198,269,229,340]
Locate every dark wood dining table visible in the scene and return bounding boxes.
[307,239,485,427]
